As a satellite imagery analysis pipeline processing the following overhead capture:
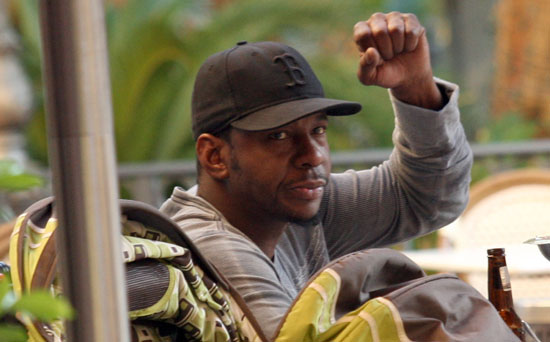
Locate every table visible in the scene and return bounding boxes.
[402,244,550,275]
[403,244,550,340]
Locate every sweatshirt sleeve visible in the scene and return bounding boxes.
[322,78,473,259]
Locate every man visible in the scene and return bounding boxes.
[160,12,472,339]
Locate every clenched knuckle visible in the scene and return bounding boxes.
[370,12,384,20]
[412,26,424,36]
[405,26,420,36]
[371,27,387,38]
[404,13,418,21]
[353,21,364,30]
[354,31,369,45]
[388,25,404,36]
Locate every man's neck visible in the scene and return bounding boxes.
[235,220,286,260]
[197,184,286,259]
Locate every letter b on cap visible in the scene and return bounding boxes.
[273,53,306,87]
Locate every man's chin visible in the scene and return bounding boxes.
[287,211,321,228]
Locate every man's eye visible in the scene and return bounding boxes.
[313,126,327,135]
[269,131,289,140]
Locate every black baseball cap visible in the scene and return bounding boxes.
[191,41,362,140]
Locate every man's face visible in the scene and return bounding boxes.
[225,112,331,224]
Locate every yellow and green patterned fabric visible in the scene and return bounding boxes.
[275,249,522,342]
[121,217,263,342]
[276,268,412,342]
[9,198,265,342]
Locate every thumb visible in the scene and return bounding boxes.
[358,47,382,85]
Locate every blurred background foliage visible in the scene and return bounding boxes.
[0,159,42,225]
[0,0,547,257]
[8,0,540,167]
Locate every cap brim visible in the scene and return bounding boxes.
[230,97,362,131]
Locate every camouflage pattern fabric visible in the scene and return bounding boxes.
[9,212,66,342]
[121,218,246,342]
[9,199,263,342]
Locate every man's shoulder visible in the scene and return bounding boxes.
[160,187,219,223]
[160,186,253,242]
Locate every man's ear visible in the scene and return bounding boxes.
[196,133,230,180]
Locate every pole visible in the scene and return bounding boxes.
[38,0,129,340]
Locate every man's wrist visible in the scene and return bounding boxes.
[390,77,444,111]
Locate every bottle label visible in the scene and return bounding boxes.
[499,266,511,291]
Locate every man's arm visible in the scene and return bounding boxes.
[322,13,473,258]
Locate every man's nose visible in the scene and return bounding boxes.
[294,136,327,169]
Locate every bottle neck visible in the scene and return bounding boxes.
[488,257,515,309]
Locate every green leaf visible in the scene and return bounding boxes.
[0,282,17,315]
[0,160,44,191]
[0,174,44,192]
[12,291,74,321]
[0,324,28,342]
[0,159,23,175]
[0,277,12,313]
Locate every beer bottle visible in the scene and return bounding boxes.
[487,248,526,341]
